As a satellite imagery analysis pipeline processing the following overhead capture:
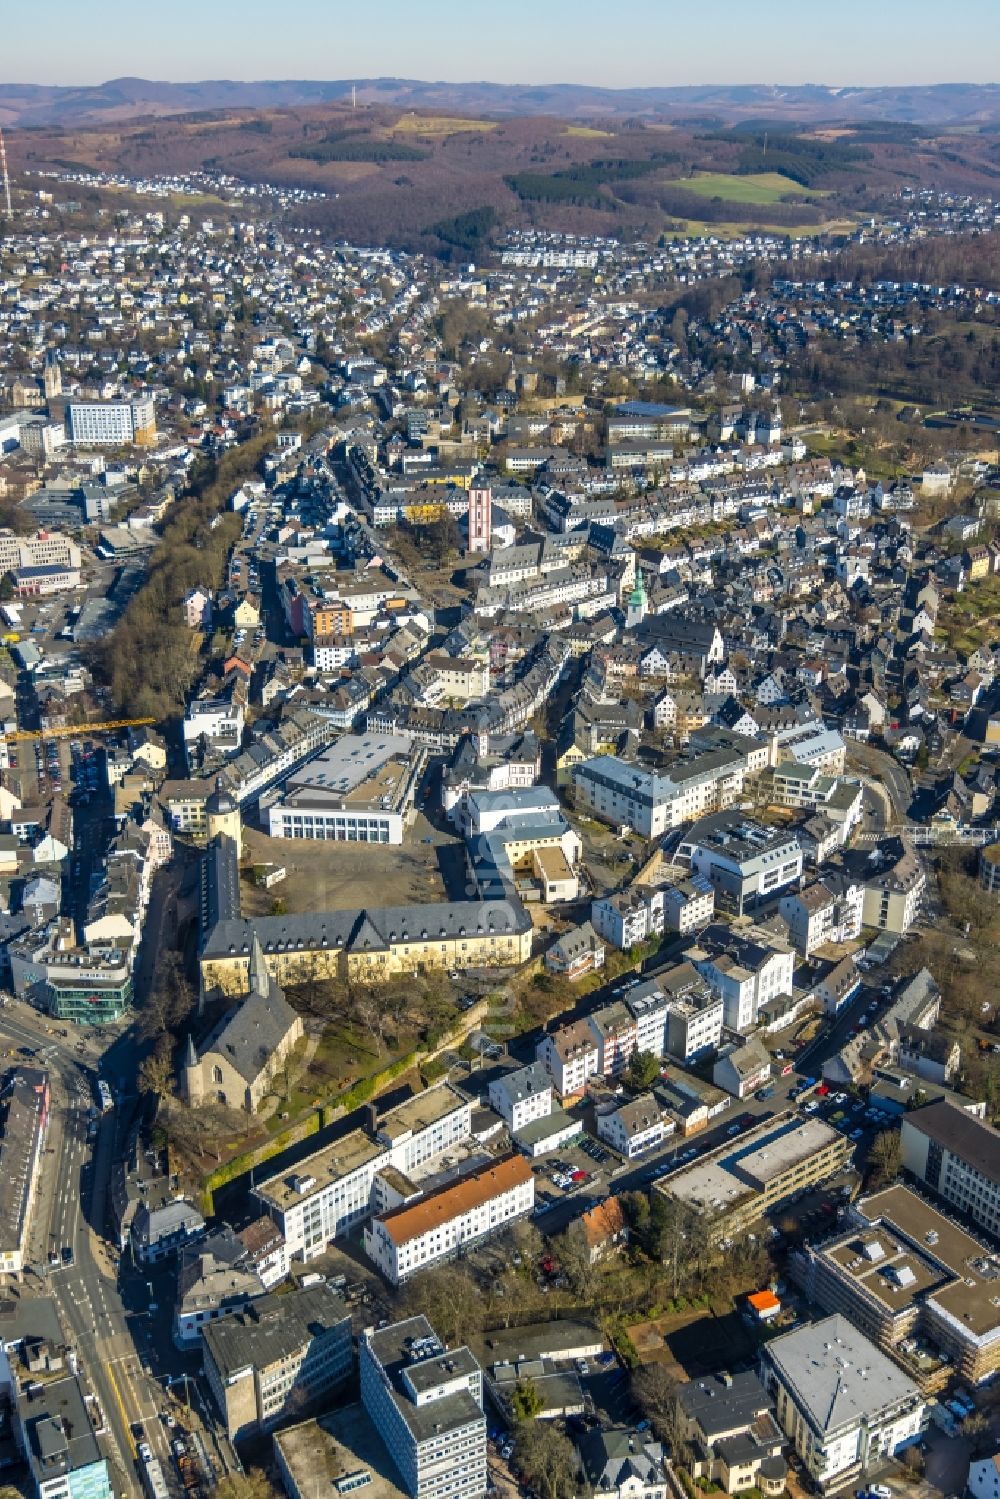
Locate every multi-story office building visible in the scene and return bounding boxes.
[371,1086,473,1177]
[203,1282,352,1441]
[901,1101,1000,1240]
[360,1317,487,1499]
[653,1111,850,1238]
[0,1068,49,1281]
[67,398,156,446]
[798,1184,1000,1387]
[0,531,81,575]
[255,1130,387,1261]
[761,1315,924,1491]
[14,1372,113,1499]
[677,813,803,917]
[364,1155,534,1286]
[266,735,425,845]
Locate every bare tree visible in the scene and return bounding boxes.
[867,1128,903,1187]
[513,1421,580,1499]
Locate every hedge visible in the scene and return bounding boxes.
[201,1109,321,1213]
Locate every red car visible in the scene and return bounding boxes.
[816,1084,830,1097]
[571,1169,587,1183]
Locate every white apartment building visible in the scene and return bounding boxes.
[536,1019,600,1098]
[364,1155,534,1285]
[689,926,795,1034]
[183,698,245,756]
[360,1317,487,1499]
[487,1062,552,1134]
[772,722,846,773]
[441,746,540,826]
[625,980,672,1058]
[862,847,926,934]
[253,1086,472,1261]
[901,1102,1000,1240]
[591,887,664,950]
[573,750,746,839]
[587,1002,639,1079]
[665,991,725,1062]
[762,1316,924,1491]
[779,876,864,957]
[596,1095,673,1159]
[662,875,716,934]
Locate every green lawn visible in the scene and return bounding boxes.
[679,171,824,203]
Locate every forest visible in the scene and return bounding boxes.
[290,132,429,164]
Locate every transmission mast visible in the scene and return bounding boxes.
[0,128,11,218]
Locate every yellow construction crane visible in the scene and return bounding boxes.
[1,717,157,744]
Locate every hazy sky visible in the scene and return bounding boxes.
[3,0,997,89]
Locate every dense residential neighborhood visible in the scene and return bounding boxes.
[0,132,998,1499]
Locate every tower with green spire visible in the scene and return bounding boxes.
[627,570,648,628]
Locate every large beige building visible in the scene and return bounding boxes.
[200,898,533,995]
[653,1110,850,1239]
[798,1184,1000,1388]
[0,530,81,575]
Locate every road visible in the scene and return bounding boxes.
[3,1000,179,1498]
[846,741,914,822]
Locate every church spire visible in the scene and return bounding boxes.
[249,933,269,996]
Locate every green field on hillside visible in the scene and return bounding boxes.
[680,171,824,203]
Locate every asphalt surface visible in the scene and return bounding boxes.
[3,1004,160,1498]
[847,740,915,822]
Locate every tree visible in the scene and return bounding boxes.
[512,1420,580,1499]
[558,1222,597,1298]
[626,1050,661,1092]
[214,1472,280,1499]
[138,1036,174,1100]
[962,1411,991,1455]
[398,1265,484,1348]
[139,950,194,1040]
[510,1379,544,1421]
[631,1365,690,1464]
[867,1128,903,1187]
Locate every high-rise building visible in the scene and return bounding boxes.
[467,486,491,553]
[360,1317,487,1499]
[67,397,156,447]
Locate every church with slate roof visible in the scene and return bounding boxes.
[182,934,304,1112]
